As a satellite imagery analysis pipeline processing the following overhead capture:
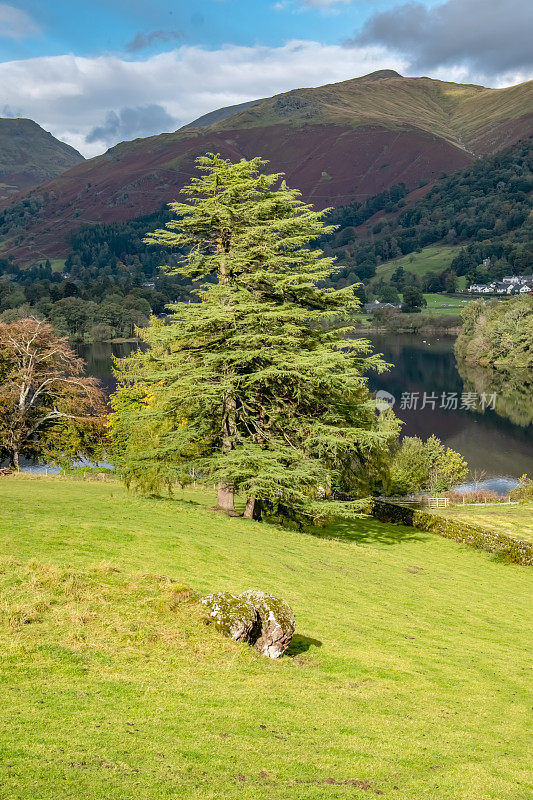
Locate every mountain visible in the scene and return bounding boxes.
[1,71,531,263]
[0,118,84,201]
[319,139,532,290]
[184,98,268,128]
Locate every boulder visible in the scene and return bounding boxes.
[201,592,259,643]
[240,590,295,659]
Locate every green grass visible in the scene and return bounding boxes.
[421,293,468,316]
[374,246,471,316]
[0,476,531,800]
[18,257,66,271]
[437,501,533,544]
[49,258,66,272]
[375,246,461,281]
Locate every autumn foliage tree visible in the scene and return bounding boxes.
[0,318,106,469]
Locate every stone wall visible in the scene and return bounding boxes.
[370,499,533,566]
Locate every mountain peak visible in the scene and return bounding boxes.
[1,74,531,263]
[0,117,84,200]
[358,69,403,81]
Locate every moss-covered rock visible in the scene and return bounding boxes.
[201,592,259,642]
[240,590,295,658]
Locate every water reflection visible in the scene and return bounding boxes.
[78,341,138,395]
[79,335,533,480]
[365,334,533,478]
[456,359,533,428]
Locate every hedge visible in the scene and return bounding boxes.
[370,499,533,566]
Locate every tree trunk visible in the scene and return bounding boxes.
[217,386,236,513]
[216,250,238,514]
[217,483,236,514]
[243,497,262,521]
[11,451,20,471]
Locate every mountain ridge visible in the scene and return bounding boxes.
[0,72,531,263]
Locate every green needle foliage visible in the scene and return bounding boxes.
[111,154,399,523]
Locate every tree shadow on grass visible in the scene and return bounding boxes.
[306,516,428,546]
[287,634,323,657]
[145,492,425,546]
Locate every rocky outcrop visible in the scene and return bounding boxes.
[201,592,260,643]
[240,590,296,659]
[202,590,295,658]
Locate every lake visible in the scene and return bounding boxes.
[80,334,533,481]
[366,334,533,479]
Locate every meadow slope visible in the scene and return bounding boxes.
[0,476,531,800]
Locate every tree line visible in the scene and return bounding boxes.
[1,141,531,342]
[0,209,196,341]
[455,294,533,371]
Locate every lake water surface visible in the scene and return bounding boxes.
[365,334,533,479]
[80,333,533,481]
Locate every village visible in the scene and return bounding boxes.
[468,274,533,294]
[467,260,533,294]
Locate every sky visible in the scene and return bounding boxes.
[0,0,531,157]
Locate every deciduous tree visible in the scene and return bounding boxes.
[0,318,106,469]
[387,435,468,496]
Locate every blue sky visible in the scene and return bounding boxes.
[1,1,400,60]
[0,0,531,157]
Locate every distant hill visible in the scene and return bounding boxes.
[0,71,531,263]
[0,118,84,200]
[183,98,268,129]
[0,138,530,344]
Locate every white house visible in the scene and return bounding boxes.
[468,284,492,293]
[502,275,533,285]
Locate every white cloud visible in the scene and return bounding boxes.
[0,42,405,157]
[0,39,529,159]
[354,0,533,76]
[0,3,41,39]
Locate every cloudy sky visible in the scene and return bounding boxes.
[0,0,531,157]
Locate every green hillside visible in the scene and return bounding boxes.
[323,139,532,291]
[437,502,533,544]
[0,118,83,199]
[375,245,460,280]
[214,72,532,153]
[0,476,531,799]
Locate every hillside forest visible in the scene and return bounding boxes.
[0,140,531,342]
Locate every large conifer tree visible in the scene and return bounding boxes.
[111,154,397,522]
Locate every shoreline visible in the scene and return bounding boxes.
[353,325,461,335]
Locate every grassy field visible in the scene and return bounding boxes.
[49,257,67,272]
[437,502,533,544]
[375,246,461,281]
[1,476,531,800]
[422,294,468,316]
[372,245,470,316]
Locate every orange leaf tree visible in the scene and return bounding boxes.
[0,318,107,469]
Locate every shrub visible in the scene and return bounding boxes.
[387,435,468,496]
[444,490,502,504]
[510,475,533,501]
